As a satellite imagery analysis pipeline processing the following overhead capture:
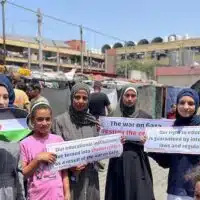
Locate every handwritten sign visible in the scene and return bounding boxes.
[46,134,123,171]
[99,117,174,141]
[144,126,200,154]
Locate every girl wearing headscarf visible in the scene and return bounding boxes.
[105,85,155,200]
[0,74,15,107]
[152,88,200,200]
[0,74,25,200]
[52,82,100,200]
[21,102,70,200]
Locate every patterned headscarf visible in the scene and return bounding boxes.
[0,74,15,106]
[69,82,97,126]
[174,88,200,126]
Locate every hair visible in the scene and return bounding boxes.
[30,83,41,93]
[17,81,27,92]
[93,81,102,90]
[30,103,52,120]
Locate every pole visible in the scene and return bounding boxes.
[80,25,84,74]
[124,41,128,79]
[56,50,60,72]
[28,45,31,69]
[37,8,43,71]
[1,0,6,67]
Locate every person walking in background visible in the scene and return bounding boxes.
[20,102,70,200]
[14,81,30,112]
[167,104,176,119]
[89,81,112,119]
[0,74,25,200]
[185,166,200,200]
[105,85,155,200]
[52,82,100,200]
[28,83,49,107]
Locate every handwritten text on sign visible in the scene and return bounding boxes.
[144,126,200,154]
[46,134,123,171]
[99,117,174,141]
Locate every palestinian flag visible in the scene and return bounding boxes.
[0,108,31,142]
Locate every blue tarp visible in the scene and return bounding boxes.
[165,87,187,116]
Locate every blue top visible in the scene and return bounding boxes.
[151,88,200,197]
[167,154,200,197]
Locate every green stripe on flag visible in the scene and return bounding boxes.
[0,129,31,142]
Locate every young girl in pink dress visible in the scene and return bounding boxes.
[20,102,70,200]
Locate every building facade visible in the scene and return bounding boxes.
[0,35,105,73]
[105,37,200,76]
[155,66,200,87]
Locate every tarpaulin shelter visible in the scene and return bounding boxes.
[164,86,186,117]
[191,80,200,93]
[114,83,165,119]
[42,86,71,117]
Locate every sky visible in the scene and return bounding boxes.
[1,0,200,49]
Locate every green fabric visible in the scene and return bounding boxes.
[0,129,31,142]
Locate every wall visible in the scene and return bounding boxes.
[128,70,147,80]
[105,48,117,74]
[157,75,200,87]
[65,40,86,52]
[156,66,200,87]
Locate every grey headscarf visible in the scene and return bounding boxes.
[69,82,97,126]
[113,85,139,118]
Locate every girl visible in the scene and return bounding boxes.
[185,166,200,200]
[52,82,100,200]
[20,102,70,200]
[0,74,25,200]
[152,88,200,200]
[105,85,155,200]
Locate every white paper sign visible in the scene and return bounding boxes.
[144,126,200,154]
[46,134,123,171]
[99,117,174,141]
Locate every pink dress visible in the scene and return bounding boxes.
[20,133,64,200]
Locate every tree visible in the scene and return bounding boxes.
[116,60,157,79]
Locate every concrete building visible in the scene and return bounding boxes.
[155,66,200,87]
[105,36,200,75]
[0,34,105,72]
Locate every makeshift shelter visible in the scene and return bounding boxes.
[115,83,164,119]
[164,86,186,117]
[41,86,71,117]
[191,80,200,93]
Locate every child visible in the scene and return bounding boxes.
[20,102,70,200]
[186,166,200,200]
[0,75,25,200]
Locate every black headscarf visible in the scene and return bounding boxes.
[114,85,139,118]
[174,88,200,126]
[69,82,97,126]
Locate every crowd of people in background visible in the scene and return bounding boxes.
[1,73,200,200]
